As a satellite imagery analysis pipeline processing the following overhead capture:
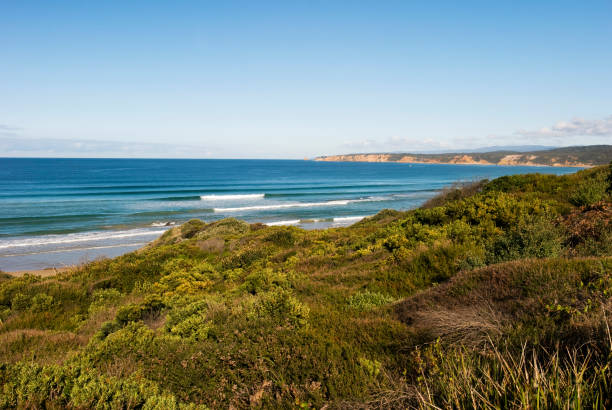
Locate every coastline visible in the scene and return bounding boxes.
[314,155,592,168]
[4,266,74,277]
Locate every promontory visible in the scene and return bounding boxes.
[315,145,612,167]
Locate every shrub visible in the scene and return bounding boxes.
[165,299,215,341]
[358,357,382,378]
[348,290,394,311]
[89,288,123,313]
[115,296,164,326]
[486,214,562,263]
[248,289,309,328]
[180,219,206,238]
[11,292,30,311]
[224,247,268,269]
[241,268,290,295]
[30,293,55,312]
[194,217,250,240]
[570,172,608,206]
[168,314,212,341]
[265,228,297,247]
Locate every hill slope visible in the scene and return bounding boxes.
[315,145,612,167]
[0,165,611,408]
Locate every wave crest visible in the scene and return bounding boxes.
[200,193,265,200]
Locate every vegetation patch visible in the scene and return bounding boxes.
[1,164,611,407]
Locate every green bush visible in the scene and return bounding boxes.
[348,290,394,311]
[165,299,214,341]
[11,292,30,311]
[180,219,206,238]
[115,296,164,325]
[486,214,562,263]
[89,288,123,313]
[569,172,608,206]
[248,289,309,328]
[30,293,55,313]
[241,268,290,294]
[265,228,297,247]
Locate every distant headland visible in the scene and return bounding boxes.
[314,145,612,167]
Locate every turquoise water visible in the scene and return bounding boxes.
[0,158,578,271]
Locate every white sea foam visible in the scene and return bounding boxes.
[2,242,148,257]
[150,222,176,227]
[333,215,369,222]
[266,220,301,226]
[213,197,382,213]
[0,228,169,250]
[200,193,265,200]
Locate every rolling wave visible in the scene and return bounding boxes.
[333,215,369,222]
[128,209,213,217]
[266,220,301,226]
[265,215,370,226]
[214,198,385,213]
[158,195,203,201]
[0,214,110,225]
[200,193,265,200]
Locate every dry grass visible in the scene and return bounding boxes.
[409,304,504,347]
[0,329,86,364]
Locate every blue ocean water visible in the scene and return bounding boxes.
[0,158,579,271]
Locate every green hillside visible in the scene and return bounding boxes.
[1,164,612,408]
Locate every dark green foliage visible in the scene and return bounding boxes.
[486,214,562,263]
[264,227,298,247]
[115,296,164,326]
[180,219,206,238]
[569,171,608,206]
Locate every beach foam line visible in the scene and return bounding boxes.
[2,242,148,257]
[0,228,169,250]
[200,193,265,200]
[150,222,176,227]
[213,197,383,213]
[333,215,369,222]
[266,220,301,226]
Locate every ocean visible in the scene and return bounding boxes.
[0,158,579,271]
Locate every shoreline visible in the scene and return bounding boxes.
[314,156,591,168]
[4,266,75,277]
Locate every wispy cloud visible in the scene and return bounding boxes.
[340,136,454,153]
[514,115,612,140]
[0,137,217,158]
[0,124,22,137]
[336,114,612,155]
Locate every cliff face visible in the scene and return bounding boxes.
[315,146,612,167]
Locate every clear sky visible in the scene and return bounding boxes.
[1,0,611,158]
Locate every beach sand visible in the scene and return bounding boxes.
[5,266,75,278]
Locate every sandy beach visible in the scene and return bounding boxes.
[4,266,75,278]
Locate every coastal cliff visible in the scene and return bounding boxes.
[315,145,612,167]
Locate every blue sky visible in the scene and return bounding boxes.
[1,0,611,158]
